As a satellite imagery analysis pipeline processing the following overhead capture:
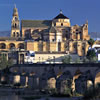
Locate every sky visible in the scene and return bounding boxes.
[0,0,100,32]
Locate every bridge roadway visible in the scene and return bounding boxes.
[10,63,100,82]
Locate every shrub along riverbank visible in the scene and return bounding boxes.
[83,84,100,100]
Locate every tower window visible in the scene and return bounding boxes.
[15,23,17,28]
[17,32,19,37]
[61,23,63,26]
[12,25,14,28]
[15,17,18,21]
[13,32,15,37]
[76,29,78,31]
[52,39,55,42]
[76,33,78,34]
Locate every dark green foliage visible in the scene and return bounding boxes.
[88,38,95,47]
[61,79,73,96]
[73,91,83,97]
[74,58,81,63]
[48,88,57,94]
[0,55,13,70]
[84,84,100,100]
[64,86,72,96]
[82,57,89,63]
[86,49,97,62]
[62,55,72,64]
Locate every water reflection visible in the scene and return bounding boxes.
[0,95,23,100]
[0,95,78,100]
[36,97,76,100]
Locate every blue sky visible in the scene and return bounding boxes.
[0,0,100,32]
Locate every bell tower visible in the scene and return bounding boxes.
[11,5,21,38]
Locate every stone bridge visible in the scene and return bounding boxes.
[9,63,100,93]
[10,63,100,79]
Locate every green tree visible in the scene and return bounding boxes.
[74,58,82,63]
[88,38,95,47]
[82,57,89,63]
[62,55,72,64]
[86,49,97,62]
[0,55,13,70]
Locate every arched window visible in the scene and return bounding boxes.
[12,24,14,28]
[13,32,15,37]
[17,32,19,37]
[18,43,24,49]
[0,43,6,49]
[76,29,78,31]
[25,29,31,39]
[61,23,63,26]
[15,23,17,28]
[15,17,18,21]
[9,43,15,49]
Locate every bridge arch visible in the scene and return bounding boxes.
[56,70,73,93]
[95,72,100,86]
[72,69,82,91]
[75,70,94,94]
[0,43,6,49]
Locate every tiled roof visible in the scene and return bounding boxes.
[54,13,69,19]
[49,27,57,33]
[21,20,52,27]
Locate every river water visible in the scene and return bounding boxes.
[0,95,80,100]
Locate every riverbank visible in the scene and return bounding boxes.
[0,86,83,100]
[0,94,82,100]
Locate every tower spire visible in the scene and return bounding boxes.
[60,9,63,14]
[14,4,16,8]
[86,20,88,24]
[11,4,20,38]
[13,4,18,16]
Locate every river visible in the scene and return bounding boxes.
[0,95,80,100]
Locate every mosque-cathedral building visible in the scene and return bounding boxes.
[0,6,90,63]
